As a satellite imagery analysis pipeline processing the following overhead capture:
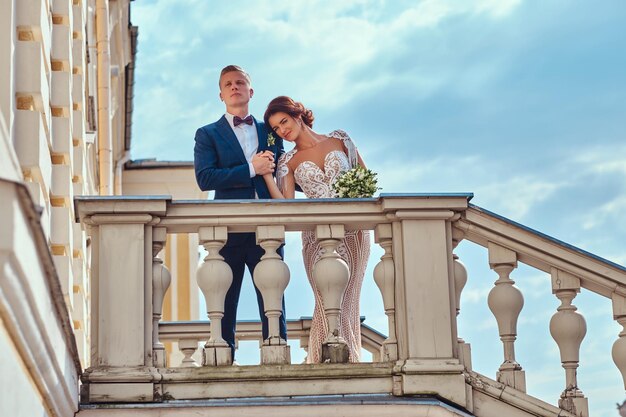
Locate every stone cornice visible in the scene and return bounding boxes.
[0,178,80,415]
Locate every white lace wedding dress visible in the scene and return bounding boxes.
[276,130,370,363]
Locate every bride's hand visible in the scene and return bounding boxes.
[253,152,276,175]
[260,150,274,160]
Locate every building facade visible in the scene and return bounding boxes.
[1,0,134,415]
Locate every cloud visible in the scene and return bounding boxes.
[475,177,566,219]
[131,0,532,156]
[583,194,626,231]
[462,286,491,304]
[564,146,626,236]
[371,152,568,221]
[571,144,626,177]
[475,0,522,18]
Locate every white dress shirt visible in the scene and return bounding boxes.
[224,112,258,178]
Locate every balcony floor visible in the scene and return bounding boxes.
[78,393,475,417]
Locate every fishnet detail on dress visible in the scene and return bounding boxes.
[277,130,371,363]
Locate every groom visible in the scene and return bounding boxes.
[193,65,287,359]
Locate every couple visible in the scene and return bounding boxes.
[193,65,370,364]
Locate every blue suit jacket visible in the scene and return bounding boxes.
[194,115,284,200]
[194,115,283,247]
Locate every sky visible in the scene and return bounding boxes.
[130,1,626,416]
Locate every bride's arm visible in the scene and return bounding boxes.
[342,144,366,168]
[337,136,366,168]
[263,171,296,199]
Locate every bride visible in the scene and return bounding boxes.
[261,96,371,363]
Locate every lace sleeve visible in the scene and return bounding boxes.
[276,150,295,193]
[330,129,358,169]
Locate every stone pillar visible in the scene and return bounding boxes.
[390,209,465,406]
[196,226,232,366]
[373,223,398,362]
[487,242,526,392]
[312,224,350,363]
[254,225,291,365]
[87,213,154,367]
[394,215,456,362]
[75,197,169,403]
[549,268,588,417]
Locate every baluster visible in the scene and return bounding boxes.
[253,225,291,364]
[373,224,398,362]
[300,318,312,364]
[549,268,589,416]
[452,229,468,318]
[312,224,350,363]
[612,293,626,389]
[178,338,200,367]
[152,227,171,367]
[196,226,233,366]
[452,228,471,370]
[487,242,526,391]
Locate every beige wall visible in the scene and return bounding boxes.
[122,165,207,200]
[1,1,135,415]
[0,1,14,153]
[7,0,135,369]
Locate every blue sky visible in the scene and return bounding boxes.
[131,1,626,416]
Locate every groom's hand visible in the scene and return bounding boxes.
[252,152,275,175]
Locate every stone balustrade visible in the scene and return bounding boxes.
[157,318,386,368]
[74,194,626,417]
[76,194,470,404]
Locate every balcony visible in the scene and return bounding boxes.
[74,194,626,417]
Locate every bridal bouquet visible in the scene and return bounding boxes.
[332,166,381,198]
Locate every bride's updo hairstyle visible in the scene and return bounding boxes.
[264,96,314,133]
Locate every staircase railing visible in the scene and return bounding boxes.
[454,204,626,416]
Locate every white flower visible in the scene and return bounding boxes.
[332,166,381,198]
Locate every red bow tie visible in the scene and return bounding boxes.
[233,115,253,126]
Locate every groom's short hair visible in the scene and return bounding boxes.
[219,65,251,87]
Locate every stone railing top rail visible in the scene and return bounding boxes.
[456,204,626,299]
[74,193,474,233]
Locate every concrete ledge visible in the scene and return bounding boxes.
[79,394,474,417]
[81,363,396,403]
[402,373,467,409]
